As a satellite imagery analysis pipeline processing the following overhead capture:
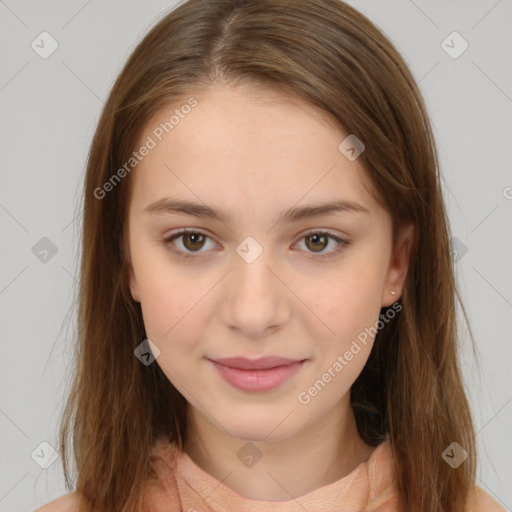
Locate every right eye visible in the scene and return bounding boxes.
[162,229,217,259]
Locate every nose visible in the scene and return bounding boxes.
[221,242,290,339]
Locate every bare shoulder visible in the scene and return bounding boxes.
[469,485,507,512]
[33,491,90,512]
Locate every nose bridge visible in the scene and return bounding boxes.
[233,234,277,299]
[223,234,288,336]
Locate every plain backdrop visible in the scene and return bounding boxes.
[0,0,511,510]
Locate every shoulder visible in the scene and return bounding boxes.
[468,485,507,512]
[33,491,90,512]
[366,441,507,512]
[33,439,180,512]
[368,485,506,512]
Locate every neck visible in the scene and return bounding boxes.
[183,395,375,501]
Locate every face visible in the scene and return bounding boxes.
[126,82,412,442]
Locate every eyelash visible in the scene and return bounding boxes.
[161,228,350,261]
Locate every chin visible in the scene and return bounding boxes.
[231,428,290,444]
[221,412,297,443]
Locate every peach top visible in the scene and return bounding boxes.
[138,435,506,512]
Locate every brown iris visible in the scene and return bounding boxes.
[305,233,328,253]
[182,233,206,251]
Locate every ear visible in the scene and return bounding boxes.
[128,264,141,303]
[381,222,414,307]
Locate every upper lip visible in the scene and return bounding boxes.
[208,357,305,370]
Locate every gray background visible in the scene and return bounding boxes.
[0,0,511,510]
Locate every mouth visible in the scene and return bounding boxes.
[207,357,307,392]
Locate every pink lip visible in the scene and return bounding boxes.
[207,357,307,392]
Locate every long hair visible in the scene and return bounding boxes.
[59,1,477,510]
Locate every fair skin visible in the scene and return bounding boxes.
[127,82,413,501]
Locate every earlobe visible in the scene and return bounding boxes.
[381,223,414,307]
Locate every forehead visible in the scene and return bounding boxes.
[128,83,377,218]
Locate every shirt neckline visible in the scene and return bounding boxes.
[152,435,394,511]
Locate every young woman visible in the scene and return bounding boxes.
[35,0,506,511]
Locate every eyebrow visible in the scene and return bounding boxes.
[144,197,370,224]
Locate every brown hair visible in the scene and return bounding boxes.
[59,0,477,510]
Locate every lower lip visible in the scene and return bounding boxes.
[209,360,306,392]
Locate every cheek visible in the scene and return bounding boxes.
[138,274,206,343]
[312,254,386,353]
[130,242,206,342]
[137,273,206,387]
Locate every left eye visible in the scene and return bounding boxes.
[162,229,349,260]
[294,230,349,259]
